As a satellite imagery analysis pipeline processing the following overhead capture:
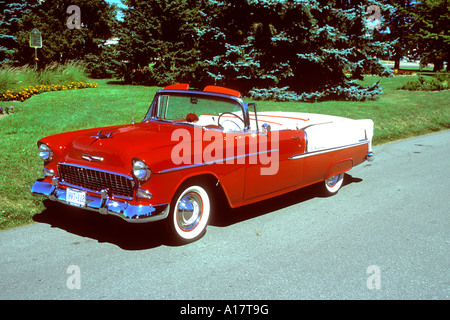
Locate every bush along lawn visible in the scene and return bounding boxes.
[397,72,449,91]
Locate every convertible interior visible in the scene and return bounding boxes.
[151,90,372,152]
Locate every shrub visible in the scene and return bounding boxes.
[0,65,38,92]
[0,61,88,92]
[249,82,383,102]
[397,73,449,91]
[433,71,450,83]
[37,61,88,85]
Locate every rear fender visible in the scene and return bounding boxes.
[325,158,353,179]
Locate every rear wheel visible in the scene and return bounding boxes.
[168,184,211,243]
[323,173,345,195]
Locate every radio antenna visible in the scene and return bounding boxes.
[131,77,135,124]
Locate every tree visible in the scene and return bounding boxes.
[198,0,394,101]
[409,0,449,71]
[375,0,415,70]
[116,0,206,85]
[0,0,40,64]
[114,0,394,100]
[12,0,117,69]
[377,0,449,71]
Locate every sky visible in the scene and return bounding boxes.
[104,0,127,9]
[104,0,126,20]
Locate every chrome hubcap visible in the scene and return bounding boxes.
[176,192,203,232]
[326,175,339,187]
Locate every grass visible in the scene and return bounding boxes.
[0,75,449,231]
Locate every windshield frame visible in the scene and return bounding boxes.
[143,89,251,131]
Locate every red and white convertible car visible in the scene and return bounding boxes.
[31,84,374,242]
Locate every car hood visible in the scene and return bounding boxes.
[64,121,185,171]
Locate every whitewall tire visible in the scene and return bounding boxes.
[169,185,211,242]
[323,173,345,194]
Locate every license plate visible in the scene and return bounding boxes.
[66,187,86,207]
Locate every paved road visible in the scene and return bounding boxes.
[1,131,449,300]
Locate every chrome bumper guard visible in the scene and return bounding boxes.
[31,179,169,223]
[366,152,374,162]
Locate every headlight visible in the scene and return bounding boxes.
[39,143,53,161]
[133,159,151,182]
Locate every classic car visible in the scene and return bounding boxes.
[31,83,374,243]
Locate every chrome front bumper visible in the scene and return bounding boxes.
[31,179,170,223]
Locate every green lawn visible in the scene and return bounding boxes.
[1,76,449,230]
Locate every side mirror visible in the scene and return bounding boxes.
[261,123,271,134]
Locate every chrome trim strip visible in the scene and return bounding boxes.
[303,130,309,152]
[158,149,279,174]
[289,140,369,160]
[301,121,333,130]
[58,162,133,180]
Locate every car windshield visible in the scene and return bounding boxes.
[144,93,246,131]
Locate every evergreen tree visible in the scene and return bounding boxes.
[115,0,395,100]
[0,0,40,64]
[198,0,394,101]
[116,0,206,85]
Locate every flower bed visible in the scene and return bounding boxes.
[0,81,97,102]
[393,69,416,76]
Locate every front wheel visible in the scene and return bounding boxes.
[323,173,345,195]
[168,185,211,243]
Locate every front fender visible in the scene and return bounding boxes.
[39,126,116,158]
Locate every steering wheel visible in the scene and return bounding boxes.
[217,112,245,131]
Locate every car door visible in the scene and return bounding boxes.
[243,129,306,200]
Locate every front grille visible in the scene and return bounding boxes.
[58,163,134,199]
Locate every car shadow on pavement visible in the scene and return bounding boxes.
[33,200,168,250]
[210,173,363,227]
[33,173,362,250]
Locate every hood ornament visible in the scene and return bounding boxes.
[90,130,114,144]
[82,154,104,162]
